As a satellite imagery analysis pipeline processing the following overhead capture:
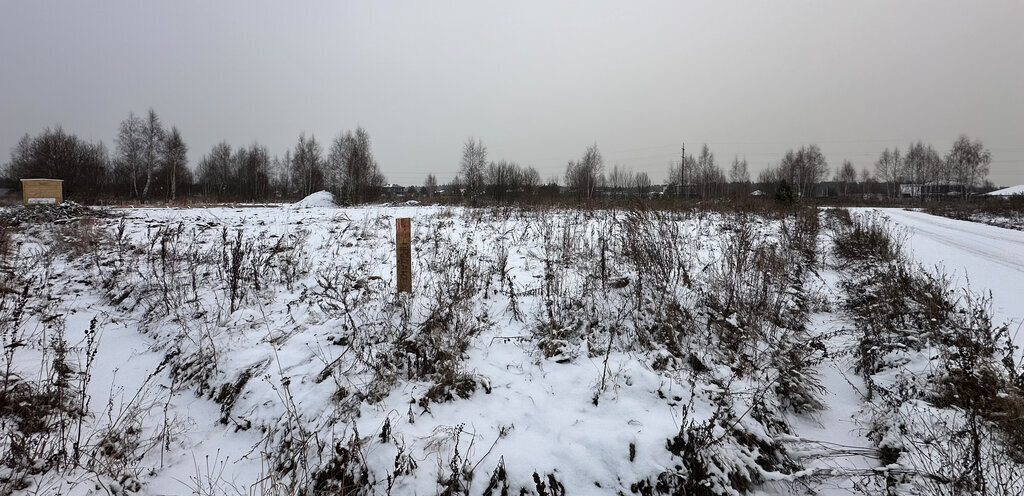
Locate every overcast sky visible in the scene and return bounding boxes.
[2,1,1022,186]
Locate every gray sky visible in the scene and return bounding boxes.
[2,1,1022,186]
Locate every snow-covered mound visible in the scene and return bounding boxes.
[292,190,336,207]
[986,184,1024,196]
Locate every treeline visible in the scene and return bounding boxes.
[445,139,653,203]
[4,126,110,199]
[451,137,548,201]
[1,108,386,203]
[192,130,384,204]
[438,136,988,204]
[871,137,991,199]
[2,110,995,204]
[756,137,995,201]
[3,110,194,201]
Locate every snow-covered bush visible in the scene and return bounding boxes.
[0,252,150,493]
[834,211,1024,494]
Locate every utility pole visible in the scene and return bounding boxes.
[680,143,686,199]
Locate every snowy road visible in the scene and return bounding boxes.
[869,208,1024,337]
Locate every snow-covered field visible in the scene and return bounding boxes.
[2,200,1023,495]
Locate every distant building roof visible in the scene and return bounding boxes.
[899,181,965,187]
[986,185,1024,196]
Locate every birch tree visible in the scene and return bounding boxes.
[161,126,188,201]
[459,138,487,198]
[140,108,164,199]
[946,135,991,199]
[115,112,145,198]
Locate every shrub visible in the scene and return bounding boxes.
[833,211,1024,492]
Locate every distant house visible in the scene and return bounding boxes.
[750,189,766,196]
[382,183,406,196]
[899,181,966,199]
[899,184,921,197]
[661,183,697,197]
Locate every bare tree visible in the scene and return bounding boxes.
[666,160,679,196]
[459,137,487,199]
[115,112,145,198]
[874,148,901,198]
[667,153,698,197]
[632,171,651,198]
[729,155,750,196]
[328,127,385,203]
[946,135,992,198]
[325,136,345,195]
[565,143,604,201]
[696,144,717,198]
[780,152,799,197]
[755,167,774,186]
[802,145,829,198]
[903,142,943,198]
[607,165,634,196]
[756,165,782,196]
[448,174,464,196]
[778,144,828,199]
[6,127,108,198]
[161,126,188,201]
[269,150,292,198]
[197,142,232,200]
[859,167,872,196]
[835,160,857,198]
[424,174,438,196]
[485,159,520,201]
[235,143,271,201]
[520,166,541,196]
[292,133,324,197]
[140,108,164,199]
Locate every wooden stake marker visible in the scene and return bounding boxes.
[396,218,412,293]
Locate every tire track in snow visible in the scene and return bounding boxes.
[881,209,1024,273]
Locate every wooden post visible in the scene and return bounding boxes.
[396,218,412,293]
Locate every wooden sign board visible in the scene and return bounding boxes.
[396,218,412,293]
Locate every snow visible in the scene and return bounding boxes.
[783,302,877,493]
[5,205,714,494]
[986,184,1024,196]
[291,190,336,207]
[4,203,1022,494]
[864,208,1024,340]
